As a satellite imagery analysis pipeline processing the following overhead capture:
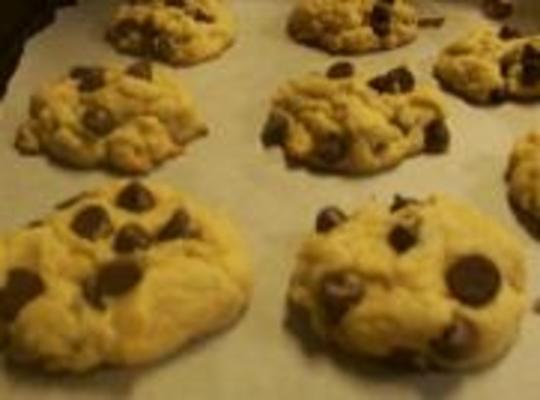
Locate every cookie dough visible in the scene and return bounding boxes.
[288,195,526,370]
[261,62,450,175]
[434,27,540,104]
[107,0,235,66]
[0,180,251,372]
[506,132,540,237]
[287,0,418,54]
[15,61,208,174]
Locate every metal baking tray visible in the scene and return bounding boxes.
[1,0,540,399]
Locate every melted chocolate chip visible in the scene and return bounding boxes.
[368,66,415,94]
[151,33,175,61]
[326,61,355,79]
[385,347,422,370]
[82,105,117,137]
[390,194,418,213]
[446,255,501,307]
[423,119,450,154]
[126,60,153,80]
[116,182,156,213]
[165,0,186,7]
[370,4,392,37]
[431,317,477,360]
[109,19,140,42]
[261,113,288,148]
[70,66,106,92]
[482,0,514,20]
[71,205,113,241]
[94,259,143,299]
[521,44,540,86]
[489,88,506,104]
[314,134,348,165]
[157,209,196,242]
[316,206,347,233]
[499,25,522,40]
[114,224,152,253]
[0,269,45,322]
[318,270,365,324]
[388,225,417,254]
[192,9,215,23]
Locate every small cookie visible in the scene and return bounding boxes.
[434,27,540,104]
[287,0,418,54]
[506,132,540,237]
[15,61,207,174]
[288,195,526,370]
[262,62,450,175]
[0,181,251,372]
[107,0,235,66]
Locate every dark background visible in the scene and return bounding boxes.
[0,0,76,98]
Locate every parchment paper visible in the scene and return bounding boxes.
[1,1,540,399]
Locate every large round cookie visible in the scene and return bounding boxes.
[287,0,418,55]
[262,62,450,175]
[434,27,540,104]
[0,181,251,372]
[506,132,540,236]
[107,0,235,66]
[15,61,207,174]
[288,195,526,370]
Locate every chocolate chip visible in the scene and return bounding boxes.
[423,119,450,154]
[370,4,392,37]
[388,225,417,254]
[521,44,540,86]
[314,134,348,165]
[482,0,514,20]
[489,88,506,104]
[70,66,106,92]
[157,209,196,242]
[114,224,152,253]
[165,0,186,7]
[431,317,477,360]
[385,347,422,369]
[125,60,153,80]
[418,16,446,28]
[116,182,156,213]
[316,206,347,233]
[318,270,364,324]
[390,194,418,213]
[95,259,143,299]
[0,269,45,322]
[261,113,288,148]
[499,25,522,40]
[109,19,140,42]
[326,61,355,79]
[192,9,215,23]
[55,192,87,210]
[368,66,415,94]
[71,205,113,241]
[446,255,501,307]
[82,105,117,137]
[151,33,175,61]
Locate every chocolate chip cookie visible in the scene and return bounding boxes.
[107,0,235,66]
[0,181,251,372]
[506,132,540,237]
[262,63,450,175]
[288,195,526,370]
[15,61,208,174]
[287,0,418,55]
[434,27,540,104]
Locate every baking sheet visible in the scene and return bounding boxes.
[1,0,540,399]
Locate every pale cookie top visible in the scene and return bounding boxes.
[289,195,526,370]
[16,61,207,174]
[262,62,450,175]
[0,181,252,373]
[506,132,540,230]
[107,0,235,66]
[434,26,540,104]
[288,0,418,54]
